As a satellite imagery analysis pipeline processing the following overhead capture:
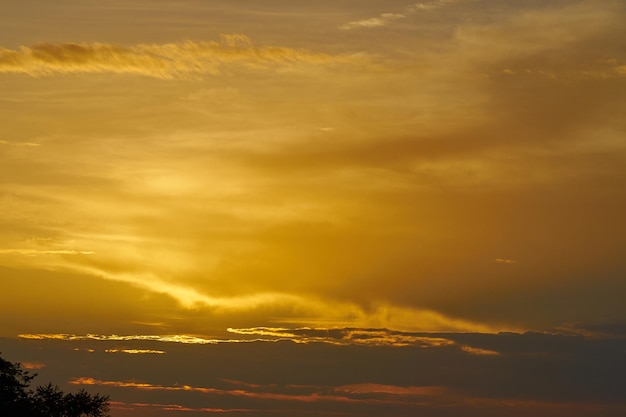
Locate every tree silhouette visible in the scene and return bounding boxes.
[0,353,110,417]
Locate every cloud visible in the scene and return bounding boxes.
[227,327,459,348]
[495,258,516,264]
[556,321,626,338]
[0,249,95,256]
[3,0,625,340]
[0,35,353,79]
[336,383,446,396]
[460,346,500,356]
[112,402,253,413]
[6,240,501,331]
[339,13,406,31]
[0,140,40,147]
[339,0,454,31]
[453,1,622,63]
[410,0,456,11]
[17,327,506,356]
[70,377,448,406]
[21,361,46,369]
[19,333,227,345]
[5,330,626,416]
[104,349,166,354]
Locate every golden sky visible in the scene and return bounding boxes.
[1,1,626,416]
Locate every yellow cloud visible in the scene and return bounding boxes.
[0,249,95,256]
[339,0,455,31]
[0,140,40,147]
[460,346,501,356]
[19,323,499,349]
[19,333,226,344]
[226,327,458,347]
[0,35,352,79]
[105,349,165,354]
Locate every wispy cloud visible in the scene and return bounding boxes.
[71,377,447,405]
[0,249,95,256]
[336,383,447,396]
[111,402,253,414]
[18,330,454,348]
[339,13,406,31]
[17,328,501,356]
[0,140,40,147]
[495,258,516,264]
[104,349,166,354]
[0,35,353,79]
[19,333,228,344]
[409,0,455,11]
[21,361,46,370]
[339,0,454,30]
[226,327,507,355]
[11,245,500,331]
[227,327,457,347]
[460,346,501,356]
[48,263,311,312]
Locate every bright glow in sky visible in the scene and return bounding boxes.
[1,1,625,416]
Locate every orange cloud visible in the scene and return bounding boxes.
[71,377,448,406]
[21,361,46,370]
[123,402,252,413]
[336,384,447,396]
[495,258,516,264]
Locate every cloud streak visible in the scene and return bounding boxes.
[19,333,229,345]
[0,35,351,79]
[410,0,455,11]
[70,377,448,406]
[495,258,516,264]
[18,327,504,355]
[104,349,165,354]
[339,0,454,30]
[339,13,406,30]
[0,140,40,147]
[0,249,95,256]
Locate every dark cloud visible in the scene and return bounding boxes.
[1,330,625,416]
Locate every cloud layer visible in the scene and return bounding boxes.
[2,330,625,416]
[1,0,626,340]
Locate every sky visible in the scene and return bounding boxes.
[1,0,625,416]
